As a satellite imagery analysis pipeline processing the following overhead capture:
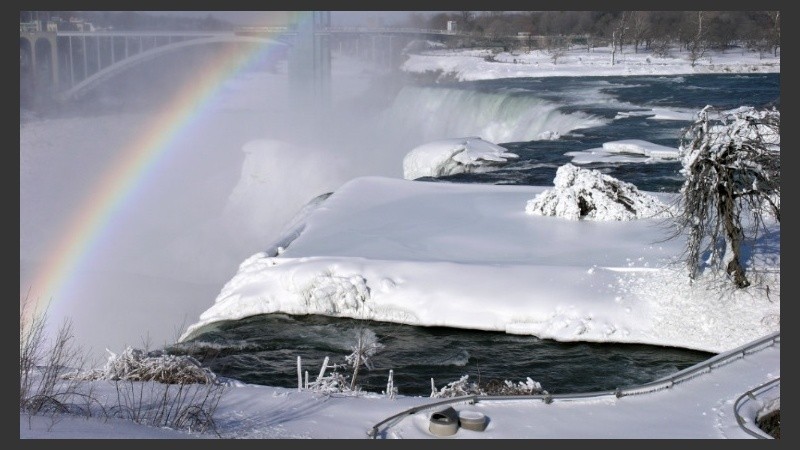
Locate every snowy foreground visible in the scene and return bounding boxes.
[182,176,779,354]
[20,333,780,439]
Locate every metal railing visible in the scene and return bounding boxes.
[733,377,780,439]
[367,331,780,438]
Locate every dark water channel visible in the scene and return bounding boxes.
[171,313,713,397]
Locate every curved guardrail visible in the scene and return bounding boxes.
[733,377,780,439]
[367,331,780,438]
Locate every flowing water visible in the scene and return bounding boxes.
[169,313,713,396]
[174,72,778,396]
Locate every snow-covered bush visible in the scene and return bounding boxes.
[75,347,217,384]
[308,369,352,395]
[484,377,549,396]
[431,375,486,398]
[305,356,355,395]
[430,375,549,398]
[525,163,671,220]
[61,346,225,434]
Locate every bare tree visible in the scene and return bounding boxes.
[768,11,780,56]
[460,11,475,32]
[549,45,566,65]
[675,105,780,288]
[687,11,706,67]
[629,11,650,53]
[611,12,630,66]
[20,294,97,418]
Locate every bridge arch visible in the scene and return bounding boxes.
[21,34,60,100]
[20,37,34,102]
[59,35,289,101]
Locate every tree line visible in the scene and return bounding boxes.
[404,11,780,56]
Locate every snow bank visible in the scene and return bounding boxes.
[525,164,673,221]
[402,137,518,180]
[181,176,778,353]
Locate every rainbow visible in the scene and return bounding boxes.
[23,12,313,322]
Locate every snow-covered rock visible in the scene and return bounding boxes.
[525,163,672,221]
[566,139,679,165]
[402,137,518,180]
[602,139,679,158]
[537,130,561,140]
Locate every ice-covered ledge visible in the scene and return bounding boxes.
[181,176,779,353]
[402,137,518,180]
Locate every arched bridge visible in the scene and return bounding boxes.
[57,34,289,101]
[20,21,460,106]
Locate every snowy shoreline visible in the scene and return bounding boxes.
[401,45,780,82]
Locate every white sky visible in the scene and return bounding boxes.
[20,44,779,439]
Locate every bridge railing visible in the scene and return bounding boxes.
[233,26,465,36]
[55,30,228,37]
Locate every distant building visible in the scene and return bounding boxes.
[446,21,457,33]
[19,15,96,33]
[68,17,96,32]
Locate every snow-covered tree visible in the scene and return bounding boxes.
[675,105,780,288]
[345,327,384,391]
